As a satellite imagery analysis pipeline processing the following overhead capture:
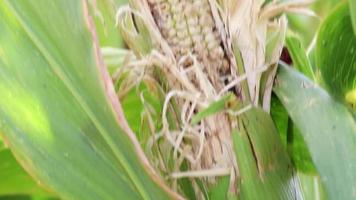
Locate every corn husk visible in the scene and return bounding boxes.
[115,0,312,198]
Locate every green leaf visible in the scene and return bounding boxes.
[316,2,356,106]
[191,94,234,125]
[232,108,298,200]
[0,149,54,197]
[270,95,317,174]
[349,0,356,34]
[286,0,339,46]
[285,34,315,80]
[121,85,144,134]
[270,95,289,148]
[274,64,356,200]
[0,1,178,199]
[89,0,124,47]
[289,127,317,174]
[208,176,231,200]
[116,7,153,56]
[101,47,134,75]
[270,93,323,200]
[0,134,3,150]
[346,89,356,108]
[297,172,326,200]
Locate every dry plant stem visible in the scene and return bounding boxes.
[171,167,231,179]
[260,0,315,20]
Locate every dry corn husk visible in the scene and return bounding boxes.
[115,0,312,198]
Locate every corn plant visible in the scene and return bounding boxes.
[0,0,355,200]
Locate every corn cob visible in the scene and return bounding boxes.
[145,0,237,180]
[148,0,230,91]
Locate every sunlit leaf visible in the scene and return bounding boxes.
[0,0,178,199]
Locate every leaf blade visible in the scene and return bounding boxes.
[316,2,356,106]
[285,34,315,80]
[232,108,299,200]
[0,1,177,199]
[0,149,54,197]
[274,64,356,200]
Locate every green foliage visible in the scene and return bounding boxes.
[286,0,340,46]
[274,64,356,200]
[349,0,356,34]
[0,135,3,150]
[0,149,54,197]
[316,2,356,107]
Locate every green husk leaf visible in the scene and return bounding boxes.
[101,47,134,75]
[89,0,124,47]
[116,6,153,56]
[233,108,298,200]
[191,94,234,125]
[208,176,232,200]
[285,34,315,80]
